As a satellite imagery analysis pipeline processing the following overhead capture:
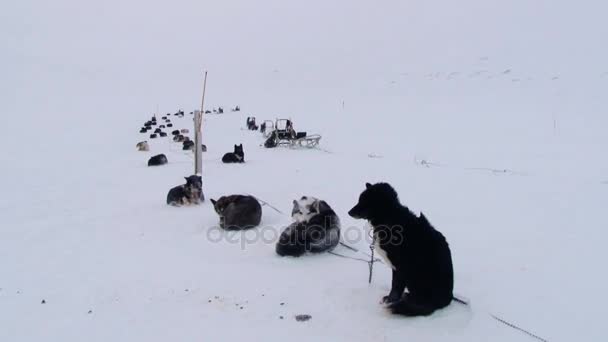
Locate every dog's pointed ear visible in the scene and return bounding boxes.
[365,182,372,189]
[309,199,319,214]
[210,198,217,205]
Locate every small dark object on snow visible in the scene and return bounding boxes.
[159,132,167,137]
[41,299,46,304]
[201,144,207,152]
[279,316,284,320]
[154,128,162,133]
[167,123,173,127]
[88,310,92,314]
[183,140,195,150]
[295,314,311,322]
[139,128,147,133]
[172,130,180,136]
[150,133,157,139]
[148,154,168,166]
[280,302,285,306]
[159,125,165,129]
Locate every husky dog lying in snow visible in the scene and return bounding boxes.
[276,196,340,257]
[182,140,195,150]
[147,154,168,166]
[136,141,149,151]
[222,144,245,163]
[348,182,454,316]
[210,195,262,230]
[166,175,204,206]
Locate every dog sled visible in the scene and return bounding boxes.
[264,119,321,149]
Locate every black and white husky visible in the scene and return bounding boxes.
[166,175,204,206]
[136,141,149,151]
[276,196,340,257]
[222,144,245,163]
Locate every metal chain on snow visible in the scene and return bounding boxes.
[368,230,376,284]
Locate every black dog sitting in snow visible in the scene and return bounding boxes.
[166,175,204,206]
[276,196,340,257]
[222,144,245,163]
[349,182,454,317]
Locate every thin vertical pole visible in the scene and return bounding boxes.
[194,71,207,175]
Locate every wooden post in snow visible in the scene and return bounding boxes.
[194,71,208,175]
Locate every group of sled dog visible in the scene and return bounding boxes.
[137,111,456,317]
[167,177,456,317]
[136,112,209,167]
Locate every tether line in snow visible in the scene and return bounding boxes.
[490,314,549,342]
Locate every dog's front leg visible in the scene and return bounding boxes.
[383,269,407,304]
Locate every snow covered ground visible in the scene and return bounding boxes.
[2,1,607,341]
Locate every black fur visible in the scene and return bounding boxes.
[210,195,262,230]
[222,144,245,163]
[166,175,204,206]
[182,140,195,150]
[148,154,168,166]
[150,133,157,139]
[276,199,340,257]
[348,182,454,317]
[172,130,180,136]
[167,123,173,127]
